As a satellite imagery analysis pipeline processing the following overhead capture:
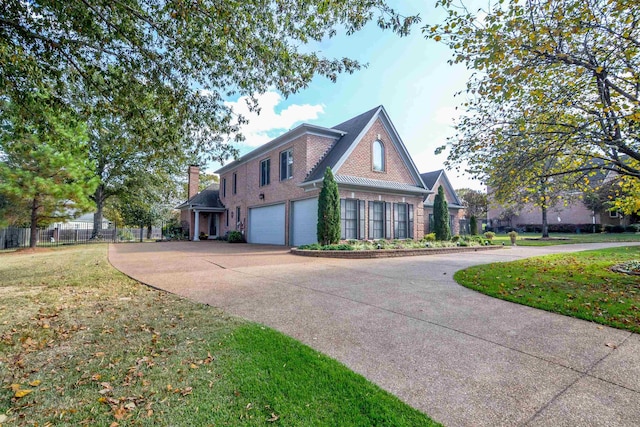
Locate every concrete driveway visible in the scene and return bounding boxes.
[109,241,640,426]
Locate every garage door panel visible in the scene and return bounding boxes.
[292,198,318,247]
[248,204,285,245]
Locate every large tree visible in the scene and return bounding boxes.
[1,1,418,155]
[0,95,98,247]
[428,0,640,212]
[2,1,419,231]
[456,188,487,219]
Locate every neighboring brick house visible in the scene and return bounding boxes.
[487,169,638,232]
[420,170,465,236]
[178,105,431,245]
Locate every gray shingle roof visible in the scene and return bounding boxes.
[176,183,225,210]
[333,175,431,194]
[419,170,443,190]
[304,106,381,182]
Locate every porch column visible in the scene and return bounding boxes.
[193,209,200,241]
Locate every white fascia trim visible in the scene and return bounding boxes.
[215,125,343,174]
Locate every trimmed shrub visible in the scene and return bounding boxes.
[298,243,322,250]
[469,215,478,235]
[484,231,496,241]
[227,230,245,243]
[422,233,436,242]
[625,224,640,233]
[321,244,353,251]
[317,167,340,245]
[433,185,451,241]
[604,224,625,233]
[451,234,461,242]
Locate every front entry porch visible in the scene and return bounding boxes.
[192,210,223,241]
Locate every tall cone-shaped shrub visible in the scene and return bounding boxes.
[433,185,451,241]
[317,167,340,245]
[469,215,478,235]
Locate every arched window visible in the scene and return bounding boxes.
[372,140,385,172]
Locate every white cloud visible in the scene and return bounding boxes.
[225,92,324,147]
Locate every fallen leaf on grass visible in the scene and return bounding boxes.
[29,380,41,387]
[267,413,279,422]
[14,389,32,398]
[113,406,127,420]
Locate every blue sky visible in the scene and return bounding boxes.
[214,1,483,191]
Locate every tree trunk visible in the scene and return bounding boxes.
[29,197,38,248]
[541,205,549,238]
[147,224,152,239]
[92,185,105,239]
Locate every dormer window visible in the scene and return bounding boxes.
[373,140,385,172]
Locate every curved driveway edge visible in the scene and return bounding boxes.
[109,241,640,426]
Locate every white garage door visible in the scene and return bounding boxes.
[248,204,285,245]
[291,198,318,247]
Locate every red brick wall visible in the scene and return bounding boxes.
[219,134,325,243]
[217,123,425,244]
[188,165,199,199]
[338,119,416,185]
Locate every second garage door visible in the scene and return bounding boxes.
[291,198,318,247]
[248,204,285,245]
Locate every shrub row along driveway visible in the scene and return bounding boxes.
[109,241,640,426]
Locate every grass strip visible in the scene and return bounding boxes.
[0,245,438,426]
[454,246,640,333]
[490,232,640,246]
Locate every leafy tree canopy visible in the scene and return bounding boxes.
[456,188,487,218]
[427,0,640,212]
[2,0,419,231]
[2,0,419,162]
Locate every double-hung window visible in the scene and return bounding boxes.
[395,203,408,239]
[344,199,358,239]
[222,178,226,198]
[340,199,365,240]
[280,149,293,180]
[393,203,414,239]
[260,158,270,187]
[232,172,237,194]
[369,201,384,239]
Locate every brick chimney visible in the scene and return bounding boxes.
[188,165,199,199]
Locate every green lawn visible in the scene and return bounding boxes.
[0,246,439,426]
[455,246,640,333]
[489,232,640,246]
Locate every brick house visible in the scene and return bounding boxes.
[487,169,639,232]
[420,169,465,236]
[178,106,431,245]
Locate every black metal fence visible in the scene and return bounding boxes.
[0,222,167,250]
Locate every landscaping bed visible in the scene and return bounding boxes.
[292,245,504,258]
